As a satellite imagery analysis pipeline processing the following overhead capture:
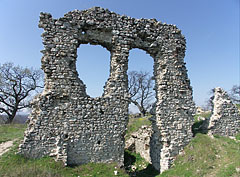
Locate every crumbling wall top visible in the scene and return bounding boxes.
[19,7,195,173]
[208,87,240,136]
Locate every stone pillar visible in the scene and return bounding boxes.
[103,44,130,98]
[151,46,195,172]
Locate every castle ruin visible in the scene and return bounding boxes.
[19,7,195,173]
[208,87,240,137]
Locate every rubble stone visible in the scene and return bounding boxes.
[19,7,195,173]
[125,125,152,163]
[208,87,240,137]
[196,106,205,115]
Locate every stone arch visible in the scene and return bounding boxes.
[19,7,195,173]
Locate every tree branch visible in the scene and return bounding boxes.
[0,62,43,123]
[0,107,11,117]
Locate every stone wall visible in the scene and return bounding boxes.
[125,125,152,163]
[19,7,195,173]
[208,87,240,137]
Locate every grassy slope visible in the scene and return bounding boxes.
[1,119,240,177]
[0,124,26,143]
[0,124,128,177]
[0,147,128,177]
[160,133,240,177]
[0,143,128,177]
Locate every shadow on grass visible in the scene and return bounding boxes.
[192,120,209,137]
[124,150,159,177]
[124,150,136,171]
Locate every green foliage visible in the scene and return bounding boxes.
[159,134,240,177]
[125,115,152,139]
[0,124,26,143]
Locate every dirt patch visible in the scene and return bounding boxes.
[0,140,15,156]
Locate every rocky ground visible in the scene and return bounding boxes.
[0,139,15,156]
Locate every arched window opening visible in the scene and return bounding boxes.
[76,44,110,98]
[128,48,155,117]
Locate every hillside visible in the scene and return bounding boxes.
[161,133,240,177]
[0,121,240,177]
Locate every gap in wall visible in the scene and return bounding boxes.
[76,44,110,98]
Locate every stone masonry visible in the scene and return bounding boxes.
[208,87,240,137]
[125,125,152,163]
[19,7,195,173]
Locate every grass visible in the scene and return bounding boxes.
[0,124,26,143]
[192,112,212,136]
[124,150,159,177]
[236,133,240,141]
[1,120,240,177]
[0,144,129,177]
[236,104,240,112]
[160,133,240,177]
[194,111,211,121]
[125,115,152,139]
[0,124,129,177]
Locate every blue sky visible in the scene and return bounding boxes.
[0,0,239,108]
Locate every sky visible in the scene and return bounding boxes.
[0,0,239,109]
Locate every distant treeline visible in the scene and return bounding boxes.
[0,114,28,124]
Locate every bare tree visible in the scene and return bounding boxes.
[204,88,215,111]
[229,85,240,104]
[128,71,155,116]
[0,62,43,123]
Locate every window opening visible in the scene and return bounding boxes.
[76,44,110,98]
